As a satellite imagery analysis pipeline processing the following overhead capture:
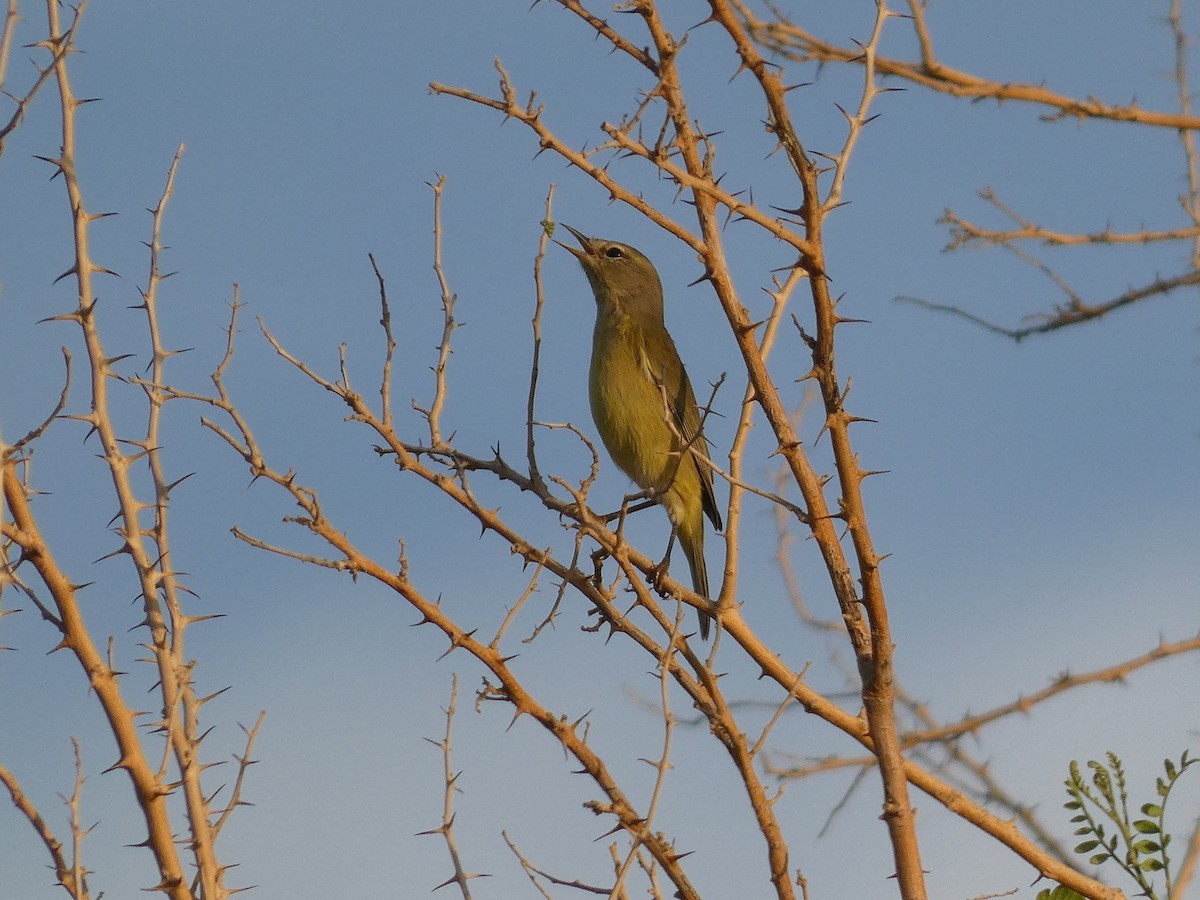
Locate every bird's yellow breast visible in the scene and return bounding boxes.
[589,314,684,493]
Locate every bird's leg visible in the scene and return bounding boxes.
[601,489,673,592]
[648,531,677,597]
[596,491,657,586]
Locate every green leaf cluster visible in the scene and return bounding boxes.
[1041,751,1195,900]
[1035,887,1086,900]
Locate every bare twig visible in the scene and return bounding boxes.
[63,738,93,900]
[490,549,550,648]
[0,0,65,157]
[822,1,894,212]
[369,253,396,430]
[0,759,82,898]
[422,675,488,898]
[612,619,683,896]
[5,347,72,456]
[415,175,458,449]
[526,187,556,490]
[503,830,613,897]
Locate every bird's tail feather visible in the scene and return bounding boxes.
[678,527,712,640]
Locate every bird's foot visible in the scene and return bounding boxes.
[589,547,609,585]
[649,547,675,598]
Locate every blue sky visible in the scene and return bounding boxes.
[2,2,1198,899]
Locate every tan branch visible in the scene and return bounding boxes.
[3,459,188,897]
[739,2,1200,130]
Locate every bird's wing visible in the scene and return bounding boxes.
[681,379,723,534]
[646,333,724,534]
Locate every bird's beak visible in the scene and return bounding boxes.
[554,224,596,260]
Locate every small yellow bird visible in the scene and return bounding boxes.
[560,225,723,638]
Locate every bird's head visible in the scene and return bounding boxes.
[557,225,664,322]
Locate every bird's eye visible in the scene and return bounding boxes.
[604,246,625,259]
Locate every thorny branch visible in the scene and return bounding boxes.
[739,0,1200,338]
[0,6,256,896]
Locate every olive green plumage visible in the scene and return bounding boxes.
[560,225,723,638]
